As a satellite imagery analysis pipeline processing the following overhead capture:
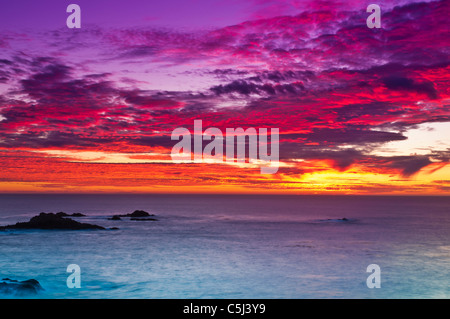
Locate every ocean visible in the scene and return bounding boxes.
[0,194,448,299]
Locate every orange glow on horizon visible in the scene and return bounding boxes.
[0,148,448,195]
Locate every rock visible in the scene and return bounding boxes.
[71,213,86,217]
[115,210,154,218]
[0,213,105,230]
[318,217,353,223]
[130,217,158,221]
[107,210,157,221]
[55,212,86,217]
[0,278,44,296]
[126,210,153,217]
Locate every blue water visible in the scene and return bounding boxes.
[0,194,449,299]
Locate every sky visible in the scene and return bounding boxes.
[0,0,449,194]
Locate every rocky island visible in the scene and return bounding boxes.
[0,212,106,230]
[108,210,157,221]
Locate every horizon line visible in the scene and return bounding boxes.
[0,192,448,197]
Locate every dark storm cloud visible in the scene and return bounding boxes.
[382,76,438,99]
[210,80,305,96]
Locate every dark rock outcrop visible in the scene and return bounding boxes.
[0,278,44,295]
[0,213,105,230]
[108,210,157,221]
[55,212,86,217]
[122,210,154,218]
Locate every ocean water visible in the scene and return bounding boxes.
[0,194,448,299]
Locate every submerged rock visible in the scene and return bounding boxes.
[0,278,44,296]
[108,215,122,221]
[130,217,158,221]
[0,212,105,230]
[320,217,353,223]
